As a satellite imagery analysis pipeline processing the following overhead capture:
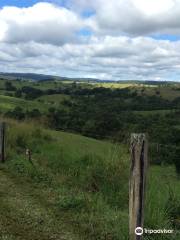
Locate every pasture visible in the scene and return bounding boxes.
[0,78,179,239]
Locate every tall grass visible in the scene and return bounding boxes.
[1,118,180,239]
[144,166,180,240]
[2,119,129,239]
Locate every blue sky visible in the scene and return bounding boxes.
[152,34,180,41]
[0,0,179,81]
[0,0,68,7]
[0,0,41,7]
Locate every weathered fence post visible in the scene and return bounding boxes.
[0,122,6,163]
[26,148,32,164]
[129,133,148,240]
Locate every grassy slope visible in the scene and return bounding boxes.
[0,120,130,239]
[145,166,180,240]
[0,95,48,112]
[0,120,179,239]
[37,94,70,109]
[0,79,65,90]
[0,80,180,239]
[0,79,70,112]
[137,85,180,100]
[0,169,79,240]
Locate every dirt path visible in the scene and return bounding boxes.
[0,168,78,240]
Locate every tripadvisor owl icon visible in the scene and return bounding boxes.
[135,227,143,236]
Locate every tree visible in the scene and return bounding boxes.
[14,89,22,98]
[4,81,16,91]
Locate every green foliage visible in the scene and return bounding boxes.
[5,106,25,120]
[4,81,17,91]
[14,89,22,98]
[57,192,86,211]
[166,189,180,229]
[6,121,52,155]
[0,79,180,239]
[2,120,130,239]
[173,148,180,177]
[144,166,180,240]
[0,119,178,239]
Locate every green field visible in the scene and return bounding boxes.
[0,120,129,239]
[0,78,180,239]
[0,95,48,112]
[0,119,178,240]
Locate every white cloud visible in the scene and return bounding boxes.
[0,1,180,81]
[0,2,83,45]
[0,36,180,80]
[133,0,175,16]
[77,0,180,36]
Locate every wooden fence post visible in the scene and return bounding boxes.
[129,133,148,240]
[0,122,6,163]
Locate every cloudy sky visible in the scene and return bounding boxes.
[0,0,180,81]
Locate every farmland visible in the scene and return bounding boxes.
[0,77,180,239]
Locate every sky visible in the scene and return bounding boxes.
[0,0,180,81]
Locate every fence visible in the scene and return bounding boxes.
[0,122,6,163]
[0,121,149,239]
[129,133,148,240]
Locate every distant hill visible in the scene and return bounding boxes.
[0,72,101,82]
[0,72,179,84]
[0,72,59,81]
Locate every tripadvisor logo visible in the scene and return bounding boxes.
[135,227,143,236]
[135,227,174,235]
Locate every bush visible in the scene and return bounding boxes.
[6,121,52,155]
[4,81,17,91]
[5,107,25,120]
